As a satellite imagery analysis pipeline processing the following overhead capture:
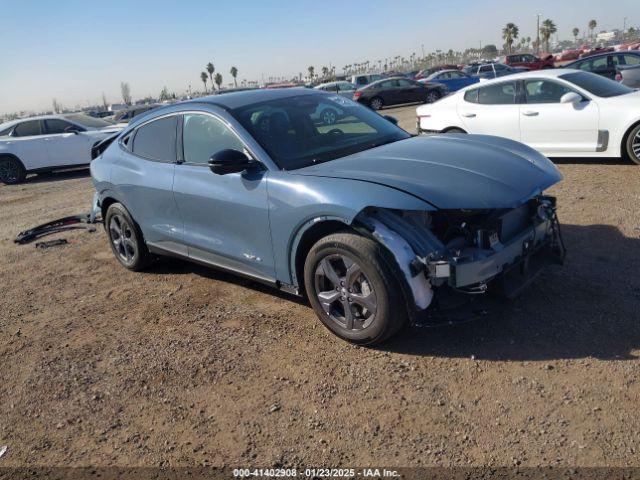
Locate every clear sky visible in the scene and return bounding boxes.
[0,0,637,114]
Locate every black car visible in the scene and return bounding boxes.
[353,77,446,110]
[113,104,161,123]
[565,51,640,80]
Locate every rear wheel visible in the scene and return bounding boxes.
[303,232,407,345]
[0,156,26,184]
[444,127,466,134]
[369,97,384,110]
[623,123,640,165]
[426,90,442,103]
[105,203,153,271]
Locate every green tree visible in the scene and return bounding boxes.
[230,66,238,87]
[307,66,315,81]
[539,19,557,53]
[120,81,132,105]
[159,86,170,101]
[588,19,597,40]
[200,71,208,93]
[321,66,329,79]
[214,72,223,91]
[572,27,580,43]
[481,44,498,58]
[502,23,519,54]
[206,62,215,89]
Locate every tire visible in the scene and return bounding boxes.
[105,203,153,271]
[0,156,27,184]
[622,123,640,165]
[369,97,384,110]
[320,108,339,125]
[444,128,466,134]
[303,232,407,345]
[426,90,442,103]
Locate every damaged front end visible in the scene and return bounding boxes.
[355,196,565,326]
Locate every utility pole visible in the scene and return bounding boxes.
[421,44,425,58]
[536,13,541,55]
[623,17,627,40]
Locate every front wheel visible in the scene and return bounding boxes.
[0,156,26,184]
[303,232,407,345]
[623,123,640,165]
[369,97,384,110]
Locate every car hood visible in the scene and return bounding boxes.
[292,135,563,209]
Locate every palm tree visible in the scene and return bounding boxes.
[214,73,223,91]
[502,23,519,54]
[572,27,580,44]
[200,72,209,93]
[321,66,329,79]
[588,19,597,40]
[206,62,215,89]
[230,66,238,87]
[307,66,314,81]
[540,19,557,53]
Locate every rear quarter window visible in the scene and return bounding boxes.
[132,116,177,162]
[464,89,479,103]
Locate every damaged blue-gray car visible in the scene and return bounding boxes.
[90,88,565,344]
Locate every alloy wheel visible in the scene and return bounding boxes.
[322,109,337,125]
[0,159,20,183]
[314,254,377,331]
[632,129,640,163]
[109,214,137,265]
[426,91,440,103]
[370,98,383,110]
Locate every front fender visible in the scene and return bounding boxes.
[266,172,434,284]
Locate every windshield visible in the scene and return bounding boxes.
[231,94,410,170]
[560,71,634,98]
[64,113,113,128]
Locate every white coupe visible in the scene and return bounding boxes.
[0,114,122,184]
[416,69,640,165]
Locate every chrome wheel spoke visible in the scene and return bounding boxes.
[345,260,362,289]
[317,290,341,314]
[350,292,377,315]
[319,258,340,287]
[341,299,355,330]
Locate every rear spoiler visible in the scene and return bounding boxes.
[91,133,119,160]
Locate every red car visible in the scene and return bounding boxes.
[503,53,554,70]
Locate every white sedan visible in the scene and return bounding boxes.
[0,114,122,184]
[416,69,640,165]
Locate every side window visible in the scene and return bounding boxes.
[524,80,572,104]
[132,116,177,162]
[13,120,42,137]
[477,82,516,104]
[44,119,76,134]
[0,126,14,136]
[380,80,396,88]
[338,83,354,91]
[624,55,640,66]
[464,89,479,103]
[182,114,245,165]
[479,65,492,73]
[397,79,412,87]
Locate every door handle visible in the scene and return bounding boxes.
[522,111,539,116]
[462,113,476,118]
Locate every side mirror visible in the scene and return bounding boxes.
[208,149,254,175]
[560,92,582,105]
[383,115,398,125]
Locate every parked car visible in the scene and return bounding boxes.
[314,81,357,97]
[354,77,447,110]
[349,74,385,88]
[415,65,458,80]
[113,104,161,124]
[416,69,640,164]
[565,51,640,80]
[91,88,564,344]
[616,63,640,88]
[0,114,122,184]
[420,69,480,92]
[504,53,554,70]
[463,63,527,80]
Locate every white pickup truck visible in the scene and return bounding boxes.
[0,113,122,184]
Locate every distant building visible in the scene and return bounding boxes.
[596,30,618,42]
[108,103,127,112]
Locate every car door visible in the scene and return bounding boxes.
[42,118,92,166]
[457,81,521,140]
[397,78,422,102]
[172,111,275,282]
[7,120,50,170]
[113,114,185,253]
[519,78,599,154]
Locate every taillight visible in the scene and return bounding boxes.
[615,73,622,82]
[353,91,362,100]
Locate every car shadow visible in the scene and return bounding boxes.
[382,223,640,361]
[551,157,630,166]
[25,167,90,184]
[146,223,640,361]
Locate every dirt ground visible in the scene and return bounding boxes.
[1,105,639,469]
